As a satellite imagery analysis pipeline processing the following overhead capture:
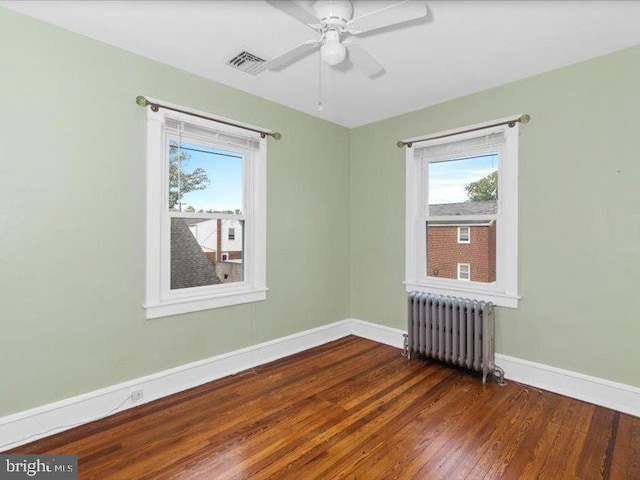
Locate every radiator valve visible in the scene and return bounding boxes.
[402,334,409,358]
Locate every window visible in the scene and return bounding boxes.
[405,117,520,308]
[457,263,470,281]
[144,98,267,319]
[457,226,470,244]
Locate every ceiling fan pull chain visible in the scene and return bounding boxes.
[317,50,323,111]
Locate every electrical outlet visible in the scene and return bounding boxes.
[130,389,144,402]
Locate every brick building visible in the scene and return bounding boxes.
[427,201,496,283]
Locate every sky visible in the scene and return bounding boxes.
[170,145,496,210]
[172,141,243,212]
[428,154,497,204]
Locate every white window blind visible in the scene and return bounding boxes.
[165,118,260,150]
[415,132,504,163]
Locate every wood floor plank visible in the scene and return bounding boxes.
[609,413,640,480]
[571,408,617,480]
[5,336,633,480]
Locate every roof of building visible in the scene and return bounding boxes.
[429,201,497,216]
[171,218,222,289]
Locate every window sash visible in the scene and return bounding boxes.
[424,217,495,286]
[422,158,501,215]
[166,132,246,215]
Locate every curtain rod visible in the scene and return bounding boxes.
[397,114,530,148]
[136,96,282,140]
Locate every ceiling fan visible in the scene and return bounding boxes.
[265,1,428,77]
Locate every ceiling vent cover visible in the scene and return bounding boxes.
[226,50,267,75]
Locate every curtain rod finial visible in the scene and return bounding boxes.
[520,114,530,124]
[272,132,282,140]
[136,96,149,107]
[397,140,405,148]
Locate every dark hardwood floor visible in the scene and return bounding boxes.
[8,336,640,479]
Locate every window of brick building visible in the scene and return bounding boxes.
[404,117,520,308]
[457,226,470,244]
[457,263,471,281]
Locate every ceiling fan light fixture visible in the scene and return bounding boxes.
[320,29,346,66]
[321,41,346,66]
[267,0,427,75]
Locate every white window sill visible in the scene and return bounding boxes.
[145,288,267,319]
[405,281,519,308]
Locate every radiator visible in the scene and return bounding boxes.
[403,292,505,385]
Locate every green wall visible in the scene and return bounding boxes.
[350,45,640,388]
[2,7,639,418]
[0,8,351,416]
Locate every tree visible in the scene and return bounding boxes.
[169,145,209,209]
[465,171,497,201]
[184,205,195,213]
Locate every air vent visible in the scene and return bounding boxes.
[226,50,268,75]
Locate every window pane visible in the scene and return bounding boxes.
[427,220,496,283]
[428,154,498,215]
[458,227,470,242]
[458,263,470,281]
[169,141,243,214]
[171,217,244,289]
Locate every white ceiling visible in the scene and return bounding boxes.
[3,1,640,128]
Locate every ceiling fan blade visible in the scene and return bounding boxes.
[265,40,320,70]
[266,1,321,28]
[347,1,427,34]
[346,42,384,77]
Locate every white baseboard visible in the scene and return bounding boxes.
[2,318,638,451]
[0,319,352,451]
[494,353,640,418]
[348,318,405,348]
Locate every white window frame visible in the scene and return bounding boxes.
[457,263,471,281]
[144,97,267,319]
[228,228,235,240]
[457,226,470,244]
[405,116,520,308]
